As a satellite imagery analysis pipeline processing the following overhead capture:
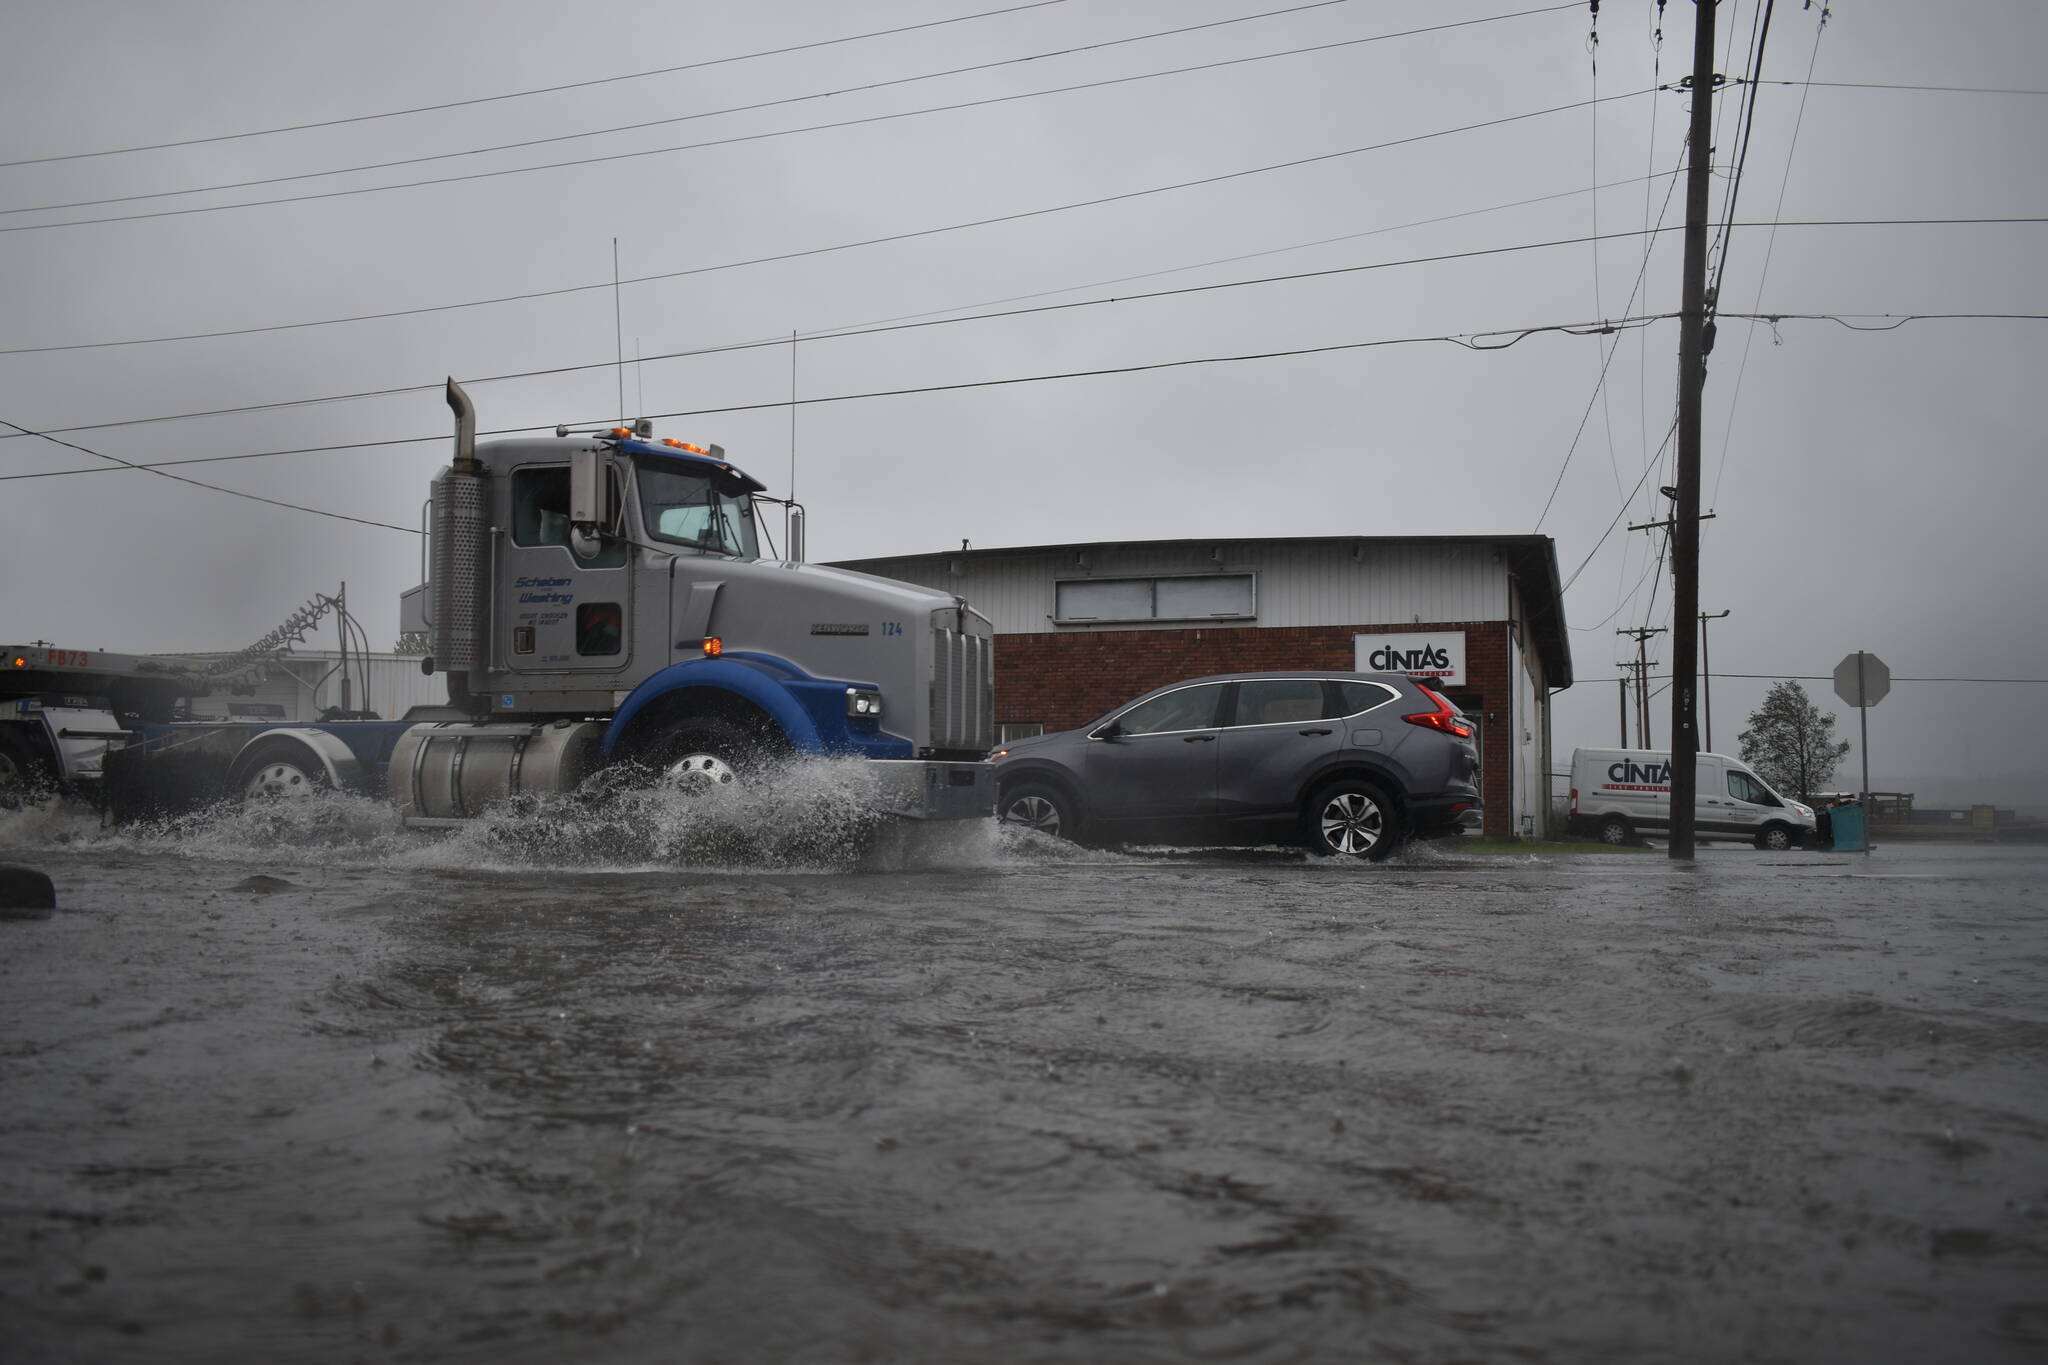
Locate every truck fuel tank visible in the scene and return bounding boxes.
[388,719,605,825]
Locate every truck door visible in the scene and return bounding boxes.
[1081,681,1226,831]
[499,464,630,674]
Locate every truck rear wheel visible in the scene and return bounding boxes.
[1597,815,1634,846]
[229,738,331,800]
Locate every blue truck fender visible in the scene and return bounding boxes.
[603,656,828,758]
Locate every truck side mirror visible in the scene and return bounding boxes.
[569,447,617,561]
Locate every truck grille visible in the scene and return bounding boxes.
[931,625,993,753]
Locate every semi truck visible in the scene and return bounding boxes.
[4,380,996,831]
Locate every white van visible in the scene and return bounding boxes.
[1567,748,1818,850]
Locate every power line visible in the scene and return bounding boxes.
[3,160,1682,362]
[3,10,1598,235]
[1707,0,1829,523]
[1747,79,2048,97]
[0,0,1085,168]
[5,225,1698,442]
[65,209,2040,447]
[6,301,2037,468]
[1705,0,1776,306]
[0,418,417,534]
[1531,146,1688,532]
[4,313,1676,490]
[3,1,1552,219]
[1561,417,1679,594]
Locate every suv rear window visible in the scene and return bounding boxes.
[1231,679,1327,727]
[1333,680,1400,717]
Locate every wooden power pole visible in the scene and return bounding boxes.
[1667,0,1719,861]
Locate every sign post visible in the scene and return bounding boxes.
[1833,651,1891,855]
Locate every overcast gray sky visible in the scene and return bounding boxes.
[2,0,2042,794]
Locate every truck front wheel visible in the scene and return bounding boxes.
[1756,823,1798,851]
[229,738,331,800]
[646,717,784,792]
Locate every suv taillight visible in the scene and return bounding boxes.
[1402,684,1473,738]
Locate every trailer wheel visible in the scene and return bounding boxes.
[229,738,331,800]
[1303,779,1403,860]
[998,780,1080,843]
[1597,815,1635,846]
[1756,823,1797,851]
[0,730,53,808]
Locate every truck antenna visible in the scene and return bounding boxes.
[788,329,798,545]
[612,238,626,426]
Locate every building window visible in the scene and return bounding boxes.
[1054,574,1254,624]
[997,722,1044,743]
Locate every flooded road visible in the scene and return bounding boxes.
[2,786,2044,1364]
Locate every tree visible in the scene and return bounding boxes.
[1739,680,1851,799]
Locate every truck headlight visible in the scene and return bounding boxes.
[845,688,883,719]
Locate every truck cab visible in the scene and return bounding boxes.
[388,383,993,824]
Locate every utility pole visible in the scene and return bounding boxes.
[1618,676,1630,746]
[1667,0,1720,861]
[1699,609,1730,751]
[1617,626,1666,747]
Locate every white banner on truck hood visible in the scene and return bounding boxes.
[1354,631,1466,685]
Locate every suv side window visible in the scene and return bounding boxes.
[1111,683,1226,736]
[1230,679,1327,727]
[1332,680,1400,718]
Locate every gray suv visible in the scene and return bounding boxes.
[992,671,1481,859]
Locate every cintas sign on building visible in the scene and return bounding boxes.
[1353,631,1465,686]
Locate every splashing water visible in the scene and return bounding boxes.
[0,757,1028,875]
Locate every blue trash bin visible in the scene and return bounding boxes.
[1830,801,1866,852]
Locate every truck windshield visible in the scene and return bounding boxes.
[637,462,759,560]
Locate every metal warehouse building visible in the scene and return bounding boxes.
[836,535,1574,840]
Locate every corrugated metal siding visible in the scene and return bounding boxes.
[848,542,1514,635]
[179,652,447,721]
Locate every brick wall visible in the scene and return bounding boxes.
[996,622,1517,837]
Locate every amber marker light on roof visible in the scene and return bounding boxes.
[702,638,723,657]
[608,427,633,439]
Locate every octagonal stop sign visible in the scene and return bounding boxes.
[1833,651,1891,708]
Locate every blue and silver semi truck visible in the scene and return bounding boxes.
[4,381,995,826]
